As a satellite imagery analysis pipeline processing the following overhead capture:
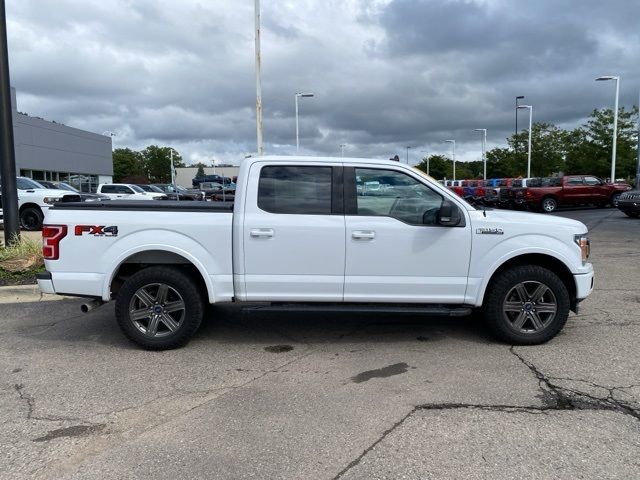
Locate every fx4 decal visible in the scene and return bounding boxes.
[75,225,119,237]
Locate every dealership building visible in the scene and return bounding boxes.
[10,88,113,192]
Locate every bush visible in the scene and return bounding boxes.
[0,235,44,273]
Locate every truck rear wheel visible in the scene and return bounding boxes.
[115,266,204,350]
[483,265,570,345]
[540,197,557,213]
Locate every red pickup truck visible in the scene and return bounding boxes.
[522,175,631,213]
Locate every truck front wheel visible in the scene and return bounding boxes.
[20,206,44,231]
[483,265,570,345]
[115,266,204,350]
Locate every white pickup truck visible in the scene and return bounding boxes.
[38,156,594,350]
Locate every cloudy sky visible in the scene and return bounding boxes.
[7,0,640,165]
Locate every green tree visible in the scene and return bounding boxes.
[566,107,638,180]
[195,162,206,178]
[508,123,569,177]
[112,148,144,182]
[140,146,186,183]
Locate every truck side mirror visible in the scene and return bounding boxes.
[436,200,462,227]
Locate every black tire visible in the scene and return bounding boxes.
[20,206,44,231]
[610,192,621,208]
[483,265,570,345]
[115,266,204,350]
[540,197,557,213]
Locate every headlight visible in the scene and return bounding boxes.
[574,234,590,263]
[43,197,61,204]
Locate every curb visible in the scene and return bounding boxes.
[0,284,70,304]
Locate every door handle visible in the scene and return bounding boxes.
[250,228,274,238]
[352,230,375,240]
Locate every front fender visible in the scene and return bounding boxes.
[466,233,583,306]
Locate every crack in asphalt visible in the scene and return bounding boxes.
[14,383,35,419]
[509,347,640,419]
[332,347,639,479]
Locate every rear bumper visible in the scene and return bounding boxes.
[36,270,106,298]
[36,271,55,294]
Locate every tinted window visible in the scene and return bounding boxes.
[584,176,601,186]
[116,186,134,194]
[130,185,145,193]
[567,177,583,185]
[258,166,332,214]
[17,177,43,189]
[355,168,443,225]
[101,185,117,194]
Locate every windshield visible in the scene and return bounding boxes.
[149,185,164,193]
[130,185,145,193]
[17,177,45,190]
[57,182,80,192]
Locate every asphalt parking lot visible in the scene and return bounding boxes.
[1,208,639,480]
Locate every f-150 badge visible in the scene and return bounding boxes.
[476,227,503,235]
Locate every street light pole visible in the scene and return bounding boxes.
[340,144,346,157]
[445,140,456,180]
[405,146,414,164]
[474,129,487,179]
[596,75,620,182]
[0,0,19,245]
[295,92,314,153]
[420,150,429,175]
[254,0,264,155]
[517,105,533,178]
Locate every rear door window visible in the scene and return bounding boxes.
[258,166,332,214]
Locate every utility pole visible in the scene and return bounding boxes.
[254,0,264,155]
[0,0,19,245]
[340,144,346,157]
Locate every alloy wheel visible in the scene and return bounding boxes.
[502,281,557,334]
[128,283,186,337]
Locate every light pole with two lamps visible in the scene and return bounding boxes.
[295,92,314,153]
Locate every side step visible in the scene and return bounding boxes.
[242,303,473,317]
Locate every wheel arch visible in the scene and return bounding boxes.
[480,253,577,312]
[107,248,211,303]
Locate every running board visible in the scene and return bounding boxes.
[242,303,473,317]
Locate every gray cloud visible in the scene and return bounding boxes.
[7,0,640,165]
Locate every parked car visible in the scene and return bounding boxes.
[97,184,166,200]
[521,175,631,213]
[198,181,235,200]
[507,178,538,209]
[37,180,109,202]
[192,174,231,188]
[0,177,80,230]
[616,189,640,218]
[153,184,205,201]
[39,155,594,350]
